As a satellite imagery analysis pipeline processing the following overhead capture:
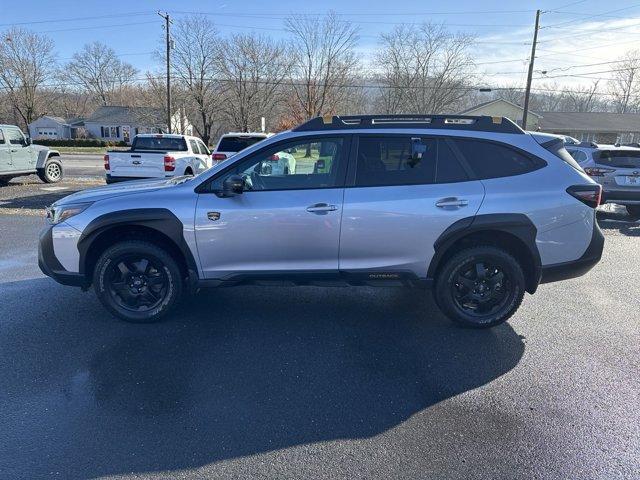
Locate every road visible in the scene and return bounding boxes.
[58,153,105,178]
[0,209,638,479]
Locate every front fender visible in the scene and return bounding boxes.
[35,149,60,168]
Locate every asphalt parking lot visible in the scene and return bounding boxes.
[0,167,639,479]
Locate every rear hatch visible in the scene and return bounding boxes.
[109,136,188,178]
[594,149,640,189]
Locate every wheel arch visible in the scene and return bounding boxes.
[36,149,61,169]
[428,214,542,294]
[77,209,198,283]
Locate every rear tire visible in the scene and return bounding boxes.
[93,240,183,323]
[626,205,640,219]
[37,158,63,183]
[435,246,525,328]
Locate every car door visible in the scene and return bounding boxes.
[0,129,12,173]
[5,127,33,171]
[339,134,485,278]
[194,135,350,279]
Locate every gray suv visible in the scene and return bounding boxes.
[0,124,63,184]
[38,115,604,328]
[565,142,640,217]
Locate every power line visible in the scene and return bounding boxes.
[0,11,155,27]
[0,74,623,97]
[541,4,640,29]
[34,21,159,34]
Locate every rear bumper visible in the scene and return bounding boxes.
[38,225,88,287]
[539,219,604,284]
[105,174,174,184]
[601,189,640,205]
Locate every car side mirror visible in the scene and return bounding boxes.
[222,174,244,197]
[25,136,32,146]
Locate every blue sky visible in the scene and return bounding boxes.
[3,0,640,87]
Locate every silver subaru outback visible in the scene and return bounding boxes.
[39,115,604,328]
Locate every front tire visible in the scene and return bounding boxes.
[626,205,640,218]
[37,158,63,183]
[435,246,525,328]
[93,240,183,323]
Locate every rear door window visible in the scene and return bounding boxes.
[354,136,469,187]
[451,138,545,179]
[217,136,265,152]
[0,130,5,144]
[595,150,640,168]
[189,139,199,154]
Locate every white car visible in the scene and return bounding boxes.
[105,134,211,183]
[211,132,271,164]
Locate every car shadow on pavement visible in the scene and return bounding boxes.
[596,208,640,237]
[0,279,524,479]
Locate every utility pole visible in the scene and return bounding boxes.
[158,11,172,133]
[522,9,541,131]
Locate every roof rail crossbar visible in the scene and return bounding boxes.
[292,115,524,134]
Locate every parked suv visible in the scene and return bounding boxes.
[565,142,640,217]
[0,124,63,184]
[39,115,604,328]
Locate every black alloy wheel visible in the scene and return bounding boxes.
[105,255,169,312]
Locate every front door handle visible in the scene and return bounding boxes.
[306,203,338,214]
[435,197,469,209]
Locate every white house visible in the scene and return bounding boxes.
[84,106,193,144]
[28,116,85,140]
[29,106,194,144]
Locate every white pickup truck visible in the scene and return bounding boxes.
[104,134,212,184]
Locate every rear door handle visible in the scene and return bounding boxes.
[435,197,469,208]
[306,203,338,214]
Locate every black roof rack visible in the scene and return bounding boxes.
[292,114,524,134]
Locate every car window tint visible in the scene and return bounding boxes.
[436,140,469,183]
[0,130,4,144]
[355,137,437,187]
[197,140,209,155]
[189,139,199,154]
[132,137,188,151]
[6,129,25,146]
[217,136,265,152]
[210,137,344,191]
[595,150,640,168]
[568,149,588,163]
[451,138,544,179]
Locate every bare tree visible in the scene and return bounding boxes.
[284,12,360,123]
[61,41,137,106]
[608,50,640,113]
[216,33,291,132]
[169,16,222,145]
[0,27,57,129]
[373,24,474,115]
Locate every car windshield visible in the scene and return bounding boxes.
[217,136,265,152]
[595,150,640,168]
[132,137,188,152]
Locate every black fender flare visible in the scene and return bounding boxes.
[76,208,198,277]
[427,213,542,292]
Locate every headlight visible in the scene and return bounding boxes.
[46,203,91,225]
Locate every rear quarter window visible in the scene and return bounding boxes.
[451,138,546,179]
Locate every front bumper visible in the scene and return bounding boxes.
[38,224,88,287]
[539,218,604,284]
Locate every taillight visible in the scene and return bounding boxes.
[212,153,227,161]
[103,154,110,170]
[164,155,175,172]
[567,184,602,208]
[267,154,280,162]
[583,167,614,176]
